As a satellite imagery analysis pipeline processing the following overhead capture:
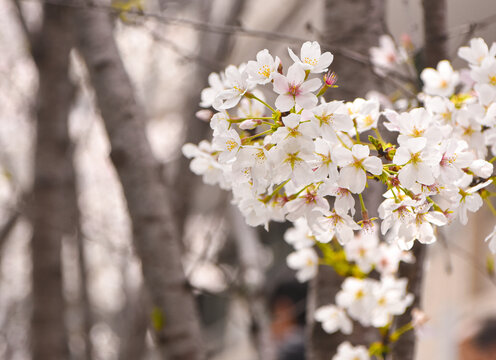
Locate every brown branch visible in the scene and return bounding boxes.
[69,6,205,360]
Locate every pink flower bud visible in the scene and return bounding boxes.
[324,71,338,87]
[239,119,260,130]
[195,109,213,122]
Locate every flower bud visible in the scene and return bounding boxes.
[239,119,260,130]
[324,71,338,87]
[195,109,213,122]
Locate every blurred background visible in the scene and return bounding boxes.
[0,0,495,359]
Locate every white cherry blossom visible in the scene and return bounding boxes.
[370,35,405,74]
[314,305,353,335]
[421,60,459,97]
[272,63,321,111]
[332,342,370,360]
[310,101,353,141]
[246,49,281,84]
[213,65,250,110]
[284,218,315,250]
[335,144,383,194]
[458,38,496,66]
[311,207,360,244]
[288,41,334,73]
[471,57,496,87]
[286,247,319,282]
[347,98,381,133]
[393,137,439,189]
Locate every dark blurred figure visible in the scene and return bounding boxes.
[269,281,308,360]
[459,318,496,360]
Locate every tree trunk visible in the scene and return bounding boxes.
[75,230,94,360]
[305,1,386,359]
[322,0,386,101]
[392,2,448,359]
[229,207,275,360]
[70,8,205,360]
[173,0,246,237]
[422,0,448,68]
[391,244,426,360]
[30,4,75,359]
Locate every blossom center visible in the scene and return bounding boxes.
[410,152,421,165]
[284,152,302,169]
[303,56,318,66]
[288,83,302,96]
[226,140,238,151]
[258,65,271,78]
[489,75,496,86]
[363,115,374,127]
[318,114,333,126]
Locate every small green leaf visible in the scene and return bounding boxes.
[487,255,495,276]
[369,341,389,356]
[151,307,165,331]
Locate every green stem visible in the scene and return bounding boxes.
[336,133,351,150]
[228,116,274,123]
[316,84,329,98]
[359,193,367,213]
[242,129,272,143]
[249,94,276,113]
[354,120,361,144]
[262,179,290,203]
[373,127,385,144]
[389,322,414,343]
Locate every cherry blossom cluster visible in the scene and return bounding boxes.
[183,38,496,357]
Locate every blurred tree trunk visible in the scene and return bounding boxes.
[306,1,386,359]
[422,0,448,68]
[391,243,426,360]
[75,230,94,360]
[391,2,448,359]
[174,0,246,237]
[70,8,205,360]
[229,207,275,360]
[30,4,75,359]
[322,0,385,101]
[118,289,148,360]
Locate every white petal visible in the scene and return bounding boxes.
[276,94,295,112]
[363,156,383,175]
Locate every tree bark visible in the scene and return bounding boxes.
[174,0,246,237]
[322,0,386,101]
[118,289,148,360]
[305,1,386,359]
[30,4,75,359]
[422,0,448,68]
[75,230,94,360]
[70,8,205,360]
[229,207,275,360]
[391,3,448,359]
[391,243,426,360]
